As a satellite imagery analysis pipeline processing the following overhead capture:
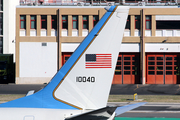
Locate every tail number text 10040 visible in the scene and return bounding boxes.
[76,77,95,83]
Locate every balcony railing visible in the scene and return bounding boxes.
[19,0,179,6]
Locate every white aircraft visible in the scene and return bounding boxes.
[0,6,146,120]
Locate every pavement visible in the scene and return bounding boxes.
[1,84,180,95]
[110,84,180,95]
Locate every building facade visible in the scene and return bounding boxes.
[1,0,19,60]
[16,5,180,84]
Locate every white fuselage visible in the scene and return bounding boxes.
[0,108,83,120]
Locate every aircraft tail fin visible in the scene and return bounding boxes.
[52,6,129,110]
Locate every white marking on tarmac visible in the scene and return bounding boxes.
[127,110,180,113]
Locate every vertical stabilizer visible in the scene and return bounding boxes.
[53,6,129,110]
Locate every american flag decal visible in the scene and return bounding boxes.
[85,54,112,68]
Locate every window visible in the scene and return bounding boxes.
[52,15,57,29]
[83,15,88,29]
[156,21,180,29]
[135,15,140,30]
[0,37,2,53]
[30,15,36,29]
[20,15,26,29]
[93,15,99,27]
[125,15,130,29]
[146,15,151,30]
[72,15,78,29]
[41,15,47,29]
[0,13,2,35]
[62,15,68,29]
[0,0,3,11]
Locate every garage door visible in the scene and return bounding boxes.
[112,53,140,84]
[146,53,180,84]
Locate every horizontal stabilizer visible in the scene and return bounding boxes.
[115,102,147,116]
[26,90,35,96]
[65,106,117,120]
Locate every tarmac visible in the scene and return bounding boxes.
[1,84,180,95]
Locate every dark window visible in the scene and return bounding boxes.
[166,57,172,60]
[83,15,88,29]
[156,21,180,29]
[0,37,2,53]
[62,15,68,29]
[20,15,26,29]
[135,15,140,30]
[41,15,47,29]
[157,62,163,65]
[125,15,130,29]
[148,62,155,65]
[0,0,3,11]
[124,57,130,60]
[72,15,78,29]
[166,62,172,65]
[52,15,57,29]
[157,71,163,75]
[93,15,99,27]
[166,71,172,75]
[124,66,130,70]
[157,66,163,70]
[148,66,154,70]
[124,71,130,75]
[166,67,172,70]
[157,57,163,60]
[124,62,130,65]
[0,13,2,35]
[148,57,155,60]
[148,71,155,75]
[30,15,36,29]
[146,15,151,30]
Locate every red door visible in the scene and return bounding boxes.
[155,54,164,84]
[146,53,180,84]
[146,54,156,84]
[123,54,132,84]
[146,53,164,84]
[113,53,140,84]
[165,55,174,84]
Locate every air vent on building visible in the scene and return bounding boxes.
[42,43,47,46]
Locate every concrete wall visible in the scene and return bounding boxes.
[17,42,57,84]
[4,0,19,62]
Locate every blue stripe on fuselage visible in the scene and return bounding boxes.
[0,6,116,109]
